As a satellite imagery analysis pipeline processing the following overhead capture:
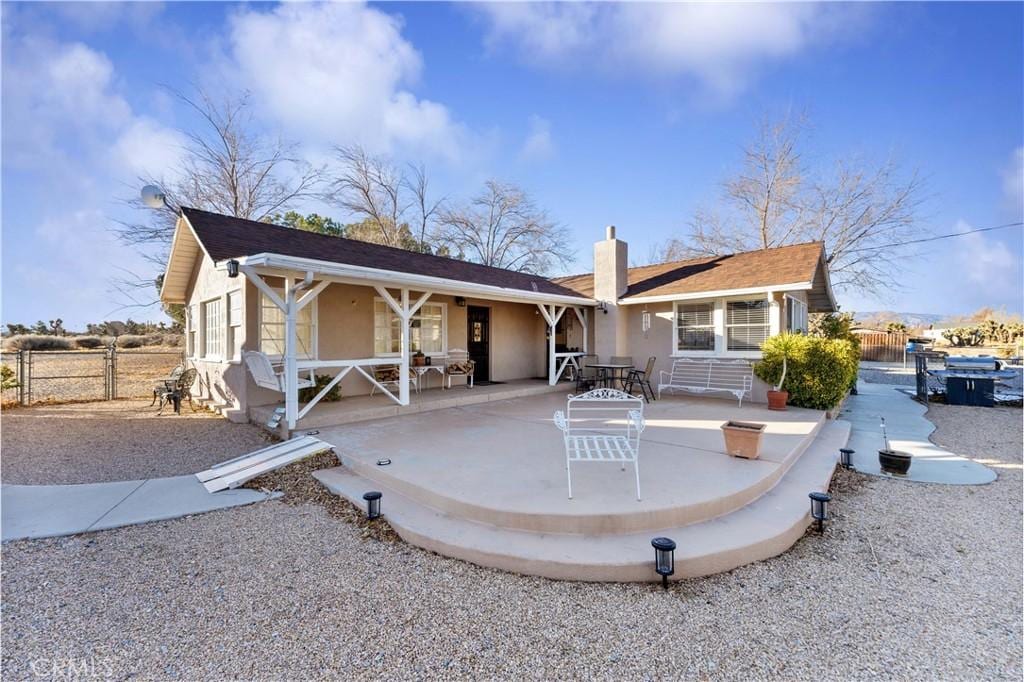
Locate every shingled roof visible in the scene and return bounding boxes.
[179,207,586,299]
[554,242,835,310]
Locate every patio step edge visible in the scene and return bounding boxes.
[334,409,827,535]
[313,419,850,583]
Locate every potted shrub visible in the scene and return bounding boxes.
[764,333,799,410]
[721,421,767,459]
[412,350,426,367]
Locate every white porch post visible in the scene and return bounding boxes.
[573,306,589,353]
[283,277,298,430]
[400,288,410,406]
[548,305,557,385]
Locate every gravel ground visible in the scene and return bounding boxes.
[2,406,1021,680]
[1,400,272,484]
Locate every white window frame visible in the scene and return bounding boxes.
[374,298,448,357]
[186,304,198,359]
[786,294,808,333]
[671,293,778,359]
[201,297,224,361]
[673,301,717,356]
[724,298,771,354]
[257,289,318,361]
[226,289,243,361]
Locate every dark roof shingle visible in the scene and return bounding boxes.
[182,207,586,299]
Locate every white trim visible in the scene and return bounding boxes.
[226,288,243,361]
[373,297,448,357]
[232,253,594,307]
[200,296,224,361]
[620,282,811,306]
[668,294,776,359]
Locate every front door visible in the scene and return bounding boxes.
[467,306,490,383]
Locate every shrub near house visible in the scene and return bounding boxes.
[755,334,859,410]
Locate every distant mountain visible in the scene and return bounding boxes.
[855,311,946,329]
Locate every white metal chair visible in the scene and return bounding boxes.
[243,351,315,392]
[443,349,475,389]
[552,388,645,500]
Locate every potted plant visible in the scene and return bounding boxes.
[721,420,767,459]
[877,417,912,475]
[412,350,426,367]
[765,333,799,410]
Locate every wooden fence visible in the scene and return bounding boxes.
[857,332,910,363]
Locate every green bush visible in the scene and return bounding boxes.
[3,335,74,351]
[755,334,859,409]
[73,336,105,349]
[299,373,343,403]
[1,365,18,390]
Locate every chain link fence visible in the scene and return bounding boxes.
[1,349,184,406]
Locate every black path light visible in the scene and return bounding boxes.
[839,448,855,470]
[362,491,382,520]
[809,492,831,533]
[651,537,676,589]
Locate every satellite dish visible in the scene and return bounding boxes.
[141,184,167,209]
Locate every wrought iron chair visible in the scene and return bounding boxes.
[156,367,198,415]
[623,356,657,403]
[151,364,184,406]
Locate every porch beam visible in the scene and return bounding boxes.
[374,285,403,317]
[296,280,330,312]
[399,288,411,406]
[239,265,285,310]
[536,303,554,327]
[573,306,589,353]
[353,365,402,406]
[408,290,433,318]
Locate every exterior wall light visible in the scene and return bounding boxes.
[651,537,676,589]
[809,492,831,533]
[362,491,382,520]
[455,296,466,307]
[226,259,240,278]
[839,448,855,470]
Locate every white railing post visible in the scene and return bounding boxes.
[548,305,557,385]
[283,277,298,429]
[399,288,410,406]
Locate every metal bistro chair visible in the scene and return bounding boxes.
[155,367,198,415]
[151,364,184,406]
[622,356,657,403]
[575,354,599,393]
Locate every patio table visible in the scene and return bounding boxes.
[412,365,445,393]
[588,363,634,390]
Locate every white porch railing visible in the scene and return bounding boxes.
[295,358,402,420]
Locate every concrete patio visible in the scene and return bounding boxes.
[313,391,849,581]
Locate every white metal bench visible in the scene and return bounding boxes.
[657,358,753,406]
[553,388,645,500]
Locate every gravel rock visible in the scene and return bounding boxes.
[2,404,1020,679]
[1,399,272,484]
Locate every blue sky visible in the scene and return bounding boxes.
[2,1,1022,330]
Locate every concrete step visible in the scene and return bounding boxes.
[333,410,827,534]
[314,419,851,582]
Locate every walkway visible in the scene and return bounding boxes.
[1,476,278,542]
[839,381,996,484]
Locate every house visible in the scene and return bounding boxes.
[159,210,836,429]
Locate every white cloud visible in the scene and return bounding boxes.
[475,2,865,96]
[519,115,555,162]
[958,221,1018,290]
[1003,146,1023,214]
[225,1,468,160]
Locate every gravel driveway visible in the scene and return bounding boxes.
[1,400,271,484]
[2,405,1021,679]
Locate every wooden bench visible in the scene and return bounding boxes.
[657,358,754,406]
[552,388,645,500]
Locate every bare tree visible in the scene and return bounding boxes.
[435,180,573,274]
[115,89,323,253]
[325,146,443,252]
[658,114,926,296]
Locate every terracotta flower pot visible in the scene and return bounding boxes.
[721,421,767,459]
[767,389,789,410]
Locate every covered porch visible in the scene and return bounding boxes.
[234,253,594,432]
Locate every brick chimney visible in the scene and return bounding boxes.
[593,225,628,358]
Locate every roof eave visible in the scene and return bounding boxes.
[618,282,813,305]
[159,213,211,305]
[233,253,596,307]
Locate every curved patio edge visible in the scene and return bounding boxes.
[1,476,280,542]
[839,381,997,485]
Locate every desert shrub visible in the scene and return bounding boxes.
[755,334,859,410]
[4,335,74,351]
[116,334,145,349]
[299,373,343,403]
[1,365,18,390]
[160,334,183,347]
[73,336,105,349]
